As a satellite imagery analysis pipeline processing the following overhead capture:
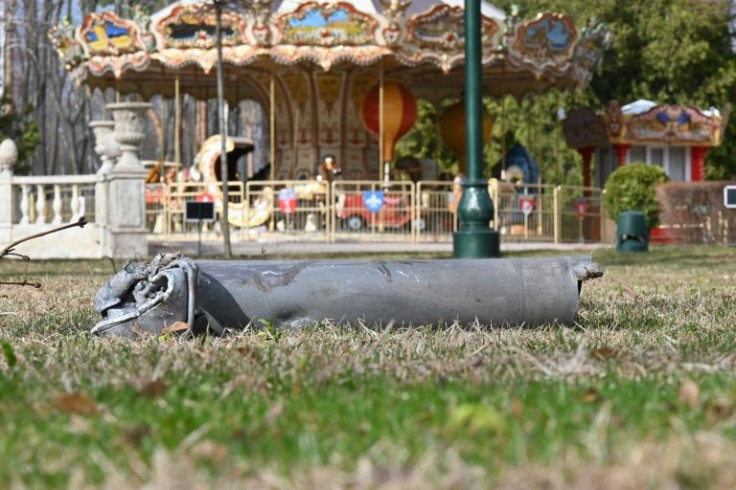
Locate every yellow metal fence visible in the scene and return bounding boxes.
[145,179,612,244]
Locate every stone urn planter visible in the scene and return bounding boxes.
[106,102,151,172]
[89,121,119,174]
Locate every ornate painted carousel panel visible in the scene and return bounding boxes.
[51,0,607,181]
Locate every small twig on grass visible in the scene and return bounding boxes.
[0,217,87,260]
[0,217,88,290]
[0,280,41,288]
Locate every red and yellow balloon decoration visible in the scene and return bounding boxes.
[361,82,417,163]
[438,100,492,175]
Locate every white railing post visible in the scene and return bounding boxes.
[69,184,80,223]
[52,184,63,225]
[489,178,500,230]
[19,185,30,225]
[35,184,46,225]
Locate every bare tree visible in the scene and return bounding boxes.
[6,0,100,175]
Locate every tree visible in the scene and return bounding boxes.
[501,0,736,180]
[395,99,458,174]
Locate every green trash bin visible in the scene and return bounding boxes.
[617,211,648,252]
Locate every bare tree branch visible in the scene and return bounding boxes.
[0,280,42,288]
[0,216,87,259]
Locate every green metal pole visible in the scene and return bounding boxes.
[453,0,499,258]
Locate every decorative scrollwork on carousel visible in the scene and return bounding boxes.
[570,18,610,88]
[379,0,411,46]
[78,12,145,57]
[129,5,156,52]
[75,12,151,77]
[154,2,246,50]
[408,6,464,50]
[276,2,378,47]
[250,0,274,45]
[507,12,578,76]
[398,5,499,72]
[627,105,722,146]
[47,17,85,70]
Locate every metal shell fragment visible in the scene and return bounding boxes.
[92,255,603,337]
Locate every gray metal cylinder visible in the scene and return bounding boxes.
[92,255,602,337]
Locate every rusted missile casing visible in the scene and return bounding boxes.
[92,255,603,337]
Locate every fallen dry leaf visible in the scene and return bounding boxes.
[592,346,618,360]
[161,322,190,334]
[53,393,99,417]
[679,379,700,410]
[582,388,602,404]
[190,440,228,463]
[122,425,151,446]
[140,379,169,398]
[510,399,523,419]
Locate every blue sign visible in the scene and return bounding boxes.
[362,191,384,213]
[278,188,297,201]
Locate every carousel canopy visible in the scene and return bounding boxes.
[48,0,609,104]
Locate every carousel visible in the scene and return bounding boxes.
[50,0,608,186]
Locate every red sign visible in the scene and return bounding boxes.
[278,188,298,214]
[575,198,589,218]
[519,196,535,216]
[196,191,215,203]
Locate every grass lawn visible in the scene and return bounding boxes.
[1,245,735,488]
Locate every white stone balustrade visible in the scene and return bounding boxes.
[0,126,149,258]
[13,176,98,226]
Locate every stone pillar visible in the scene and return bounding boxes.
[0,139,18,242]
[105,103,151,258]
[90,120,120,255]
[690,146,708,182]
